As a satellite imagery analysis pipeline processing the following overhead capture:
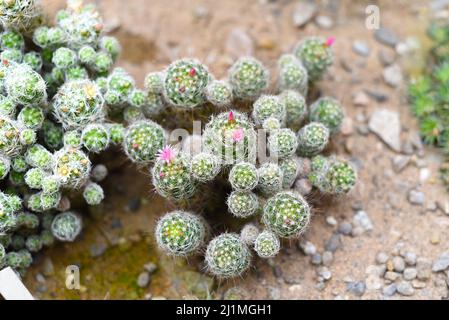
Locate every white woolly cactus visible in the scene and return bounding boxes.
[0,191,21,233]
[52,80,105,129]
[163,58,210,109]
[155,211,207,256]
[51,211,82,242]
[268,128,298,159]
[25,144,53,170]
[279,157,299,188]
[278,54,308,95]
[205,80,233,108]
[280,90,307,129]
[82,182,104,205]
[293,36,334,81]
[0,154,11,179]
[205,233,251,278]
[0,0,43,33]
[262,117,281,132]
[257,162,283,196]
[5,63,47,107]
[203,110,257,165]
[104,68,135,107]
[24,167,45,189]
[190,152,221,182]
[297,122,329,157]
[309,97,345,134]
[229,162,258,191]
[252,95,286,126]
[123,120,166,163]
[0,115,24,156]
[254,230,280,258]
[81,123,109,153]
[228,57,269,100]
[227,190,259,218]
[17,106,44,130]
[53,146,91,188]
[262,191,310,238]
[240,223,260,246]
[144,71,164,94]
[152,146,196,201]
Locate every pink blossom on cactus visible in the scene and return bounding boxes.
[232,128,244,142]
[157,145,177,164]
[228,111,235,123]
[325,37,335,47]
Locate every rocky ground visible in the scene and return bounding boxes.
[24,0,449,300]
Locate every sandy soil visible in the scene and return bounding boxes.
[24,0,449,300]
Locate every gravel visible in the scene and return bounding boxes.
[374,27,399,47]
[416,258,432,280]
[300,240,317,256]
[292,1,317,27]
[311,253,322,265]
[346,281,366,296]
[403,252,417,266]
[392,155,410,173]
[396,281,415,296]
[382,283,397,296]
[392,256,405,273]
[408,189,425,206]
[317,267,332,281]
[90,243,108,258]
[353,210,374,232]
[352,41,371,57]
[376,252,389,264]
[337,222,353,236]
[144,262,158,274]
[432,252,449,272]
[325,234,341,253]
[137,272,151,288]
[383,64,403,87]
[403,268,418,280]
[368,108,401,152]
[322,251,334,266]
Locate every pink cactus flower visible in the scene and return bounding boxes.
[325,36,335,47]
[157,145,176,164]
[232,128,244,142]
[228,111,235,123]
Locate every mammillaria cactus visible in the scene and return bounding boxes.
[280,90,307,129]
[0,0,43,33]
[240,223,260,245]
[254,230,280,258]
[53,146,91,188]
[297,122,329,157]
[293,36,334,81]
[163,58,210,109]
[229,57,269,100]
[25,144,53,170]
[278,54,308,95]
[51,211,82,242]
[279,157,299,188]
[252,95,286,126]
[82,182,104,205]
[227,191,259,218]
[17,106,44,130]
[0,155,10,179]
[123,120,166,163]
[205,233,251,278]
[309,97,345,134]
[155,211,207,256]
[5,63,47,107]
[262,191,310,238]
[229,162,258,191]
[268,128,298,159]
[0,115,23,156]
[205,80,233,108]
[190,152,221,182]
[81,123,109,153]
[257,162,283,195]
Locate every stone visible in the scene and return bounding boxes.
[36,273,46,284]
[382,283,397,296]
[226,28,254,59]
[374,27,399,47]
[392,256,405,273]
[430,0,449,11]
[315,15,333,29]
[378,49,395,66]
[384,271,400,282]
[267,286,281,300]
[396,281,415,296]
[403,268,417,280]
[90,243,107,258]
[416,258,432,280]
[376,252,389,264]
[408,189,425,206]
[353,91,370,107]
[137,272,151,288]
[419,168,430,182]
[352,210,373,232]
[292,2,317,27]
[311,253,322,265]
[322,251,334,266]
[392,155,410,173]
[325,234,341,253]
[346,281,366,296]
[430,232,440,245]
[365,275,382,290]
[368,109,401,152]
[403,252,417,266]
[383,64,403,87]
[412,280,427,289]
[432,252,449,272]
[326,216,337,226]
[317,267,332,281]
[352,41,370,57]
[299,240,317,256]
[144,262,158,274]
[294,178,312,195]
[437,200,449,215]
[337,222,352,236]
[41,258,55,276]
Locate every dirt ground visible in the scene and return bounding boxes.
[24,0,449,300]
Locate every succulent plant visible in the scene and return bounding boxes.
[293,36,334,81]
[0,0,43,33]
[155,211,207,256]
[53,146,91,188]
[123,120,166,163]
[268,128,298,159]
[0,155,11,179]
[190,152,221,182]
[280,90,307,129]
[81,123,109,153]
[257,162,283,196]
[229,162,258,191]
[51,211,82,242]
[278,54,308,95]
[279,157,299,188]
[254,230,280,258]
[252,95,286,126]
[229,57,269,100]
[309,97,345,134]
[17,106,44,130]
[5,63,47,107]
[239,223,259,246]
[206,80,233,108]
[205,233,251,278]
[82,182,104,205]
[227,190,259,218]
[25,144,53,170]
[297,122,329,157]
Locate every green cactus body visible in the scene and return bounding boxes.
[5,63,46,107]
[63,129,82,148]
[278,54,308,95]
[51,211,82,242]
[297,122,329,157]
[190,152,221,182]
[24,167,45,189]
[254,230,280,258]
[268,128,298,159]
[293,37,334,81]
[25,234,42,252]
[257,162,283,196]
[83,182,104,205]
[252,95,286,126]
[229,162,258,191]
[81,123,109,153]
[279,157,299,188]
[309,97,345,134]
[229,57,269,100]
[144,71,164,94]
[52,47,78,69]
[23,51,43,71]
[0,155,11,179]
[280,90,307,129]
[25,144,53,170]
[53,147,91,188]
[206,80,233,108]
[123,120,166,163]
[17,106,44,130]
[108,123,125,145]
[227,191,259,218]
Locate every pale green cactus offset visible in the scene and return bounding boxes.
[41,175,61,194]
[81,123,109,153]
[163,58,210,109]
[17,106,44,130]
[205,233,251,278]
[262,117,281,132]
[41,120,64,150]
[0,30,25,50]
[83,182,104,205]
[0,154,10,179]
[16,212,39,229]
[278,54,308,95]
[190,152,221,182]
[5,63,46,107]
[78,45,96,65]
[0,0,43,33]
[51,211,82,242]
[123,120,166,163]
[24,167,45,189]
[257,162,283,196]
[52,146,91,188]
[52,47,78,69]
[293,36,334,81]
[25,234,42,252]
[268,128,298,159]
[254,230,280,258]
[252,95,286,126]
[63,129,82,147]
[25,144,53,170]
[23,51,43,71]
[262,191,310,238]
[206,80,233,108]
[228,57,269,100]
[309,96,345,134]
[240,223,260,246]
[280,90,307,129]
[1,48,23,63]
[105,68,135,107]
[155,210,207,256]
[297,122,329,157]
[279,157,299,188]
[11,155,28,172]
[123,106,144,123]
[99,36,121,61]
[227,190,259,218]
[144,71,164,94]
[108,123,125,144]
[19,128,36,145]
[229,162,258,191]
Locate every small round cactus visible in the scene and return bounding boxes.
[203,110,257,165]
[40,191,62,211]
[262,191,310,238]
[16,212,39,229]
[128,89,147,108]
[83,182,104,205]
[23,51,43,71]
[63,129,82,147]
[254,230,280,258]
[310,157,357,195]
[0,96,16,117]
[227,191,259,218]
[152,146,196,201]
[52,47,77,69]
[205,80,233,108]
[0,30,25,50]
[0,243,5,267]
[297,122,329,157]
[92,52,113,74]
[0,0,43,32]
[163,58,210,109]
[280,90,307,129]
[11,155,28,172]
[293,36,334,81]
[17,106,44,130]
[309,97,345,134]
[262,117,281,132]
[53,147,91,188]
[0,116,23,156]
[268,128,298,159]
[51,211,82,242]
[228,57,269,100]
[25,235,42,252]
[81,123,109,153]
[142,91,164,117]
[252,95,286,125]
[40,229,55,247]
[155,211,207,256]
[5,63,47,107]
[41,175,60,194]
[229,162,258,191]
[123,120,166,163]
[144,71,164,94]
[19,128,37,146]
[257,162,283,195]
[99,36,121,61]
[1,48,23,63]
[108,123,125,145]
[39,119,63,150]
[24,167,45,189]
[278,54,308,95]
[25,144,53,170]
[78,45,96,65]
[279,157,299,188]
[123,106,144,123]
[52,80,105,129]
[240,223,259,246]
[0,155,11,179]
[5,250,33,270]
[190,152,221,182]
[205,233,251,278]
